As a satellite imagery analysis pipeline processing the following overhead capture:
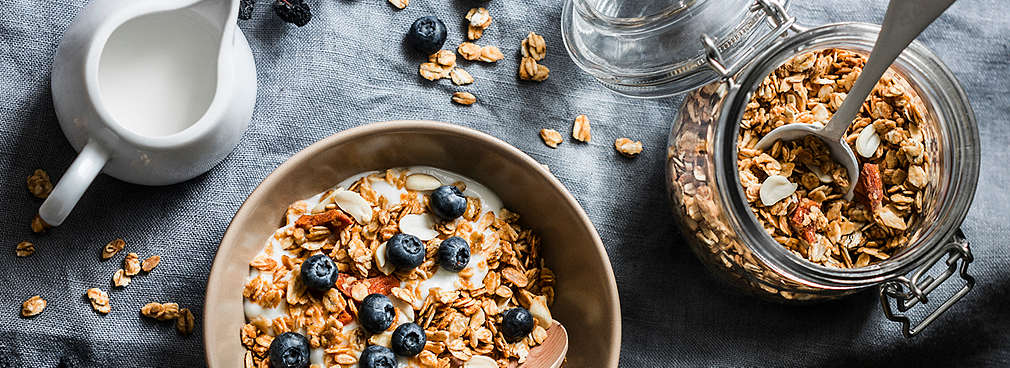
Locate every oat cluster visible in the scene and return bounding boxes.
[21,295,46,317]
[518,32,549,82]
[142,302,196,335]
[27,169,53,199]
[241,169,556,368]
[737,49,932,268]
[465,8,492,40]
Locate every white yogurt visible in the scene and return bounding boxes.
[244,167,506,368]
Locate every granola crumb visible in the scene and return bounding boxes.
[176,308,195,335]
[519,57,549,82]
[572,115,591,143]
[540,129,563,148]
[31,215,49,233]
[465,7,492,40]
[16,241,34,257]
[451,92,476,105]
[21,295,46,317]
[142,255,161,272]
[27,169,53,199]
[615,138,643,157]
[450,68,474,86]
[101,238,125,260]
[521,32,546,61]
[387,0,407,9]
[123,253,141,276]
[112,269,132,288]
[86,288,111,314]
[141,302,181,321]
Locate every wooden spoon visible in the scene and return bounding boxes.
[513,320,568,368]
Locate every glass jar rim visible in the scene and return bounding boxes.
[714,22,980,289]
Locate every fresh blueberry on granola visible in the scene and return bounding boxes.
[406,16,447,54]
[501,307,535,342]
[359,345,397,368]
[437,236,470,272]
[268,332,310,368]
[299,254,338,292]
[429,185,467,220]
[359,294,396,334]
[390,322,426,357]
[386,233,425,270]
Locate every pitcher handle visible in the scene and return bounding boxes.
[39,140,110,226]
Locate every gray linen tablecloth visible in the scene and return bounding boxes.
[2,0,1008,366]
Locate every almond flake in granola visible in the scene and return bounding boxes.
[101,238,125,260]
[16,241,34,257]
[21,295,46,317]
[113,269,132,287]
[452,92,477,105]
[27,169,53,199]
[450,68,474,86]
[615,138,643,157]
[759,175,797,206]
[123,252,141,276]
[518,57,549,82]
[405,173,441,191]
[521,32,546,61]
[539,129,562,148]
[87,288,111,314]
[572,114,591,143]
[387,0,407,9]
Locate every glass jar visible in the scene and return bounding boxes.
[562,0,980,337]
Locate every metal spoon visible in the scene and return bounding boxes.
[755,0,956,200]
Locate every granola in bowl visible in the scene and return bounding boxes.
[737,48,933,269]
[241,166,556,368]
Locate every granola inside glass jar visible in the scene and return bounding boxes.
[664,22,979,336]
[736,48,934,269]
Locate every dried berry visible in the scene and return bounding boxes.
[274,0,311,27]
[239,0,256,20]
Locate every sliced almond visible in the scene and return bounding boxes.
[856,124,881,158]
[405,173,442,191]
[332,189,373,224]
[465,355,498,368]
[759,175,797,206]
[374,242,395,275]
[399,214,439,241]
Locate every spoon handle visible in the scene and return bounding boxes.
[822,0,956,141]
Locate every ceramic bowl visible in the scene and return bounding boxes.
[204,120,621,367]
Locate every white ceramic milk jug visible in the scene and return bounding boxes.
[42,0,257,226]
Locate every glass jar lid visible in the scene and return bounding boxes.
[562,0,794,98]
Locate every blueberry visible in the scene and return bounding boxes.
[359,294,396,334]
[501,307,535,342]
[300,254,338,292]
[389,322,426,356]
[359,345,397,368]
[386,233,425,270]
[273,0,311,27]
[429,185,466,220]
[437,236,470,272]
[268,332,310,368]
[406,16,447,54]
